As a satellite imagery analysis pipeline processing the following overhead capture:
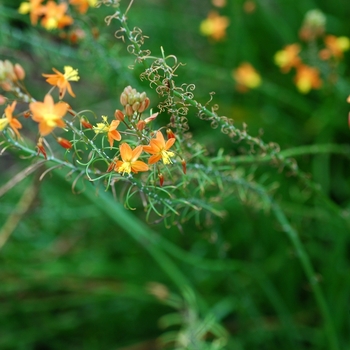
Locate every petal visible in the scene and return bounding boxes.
[148,154,162,164]
[131,145,143,161]
[131,161,149,173]
[119,143,132,161]
[165,137,176,150]
[156,131,165,145]
[143,145,157,154]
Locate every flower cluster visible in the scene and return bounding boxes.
[0,62,183,188]
[274,9,349,94]
[18,0,97,31]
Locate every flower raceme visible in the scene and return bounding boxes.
[29,94,68,136]
[114,143,149,175]
[42,66,80,99]
[143,131,176,165]
[0,101,22,138]
[93,116,121,148]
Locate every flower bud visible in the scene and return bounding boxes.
[138,98,150,113]
[14,63,25,80]
[125,104,134,117]
[181,159,187,174]
[144,112,158,124]
[158,173,164,187]
[57,137,72,149]
[37,138,47,159]
[81,119,93,129]
[132,101,140,111]
[136,120,146,131]
[115,109,125,121]
[166,128,176,139]
[120,92,128,106]
[0,95,6,105]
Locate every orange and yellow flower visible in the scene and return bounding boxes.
[69,0,97,14]
[40,1,73,30]
[29,94,68,136]
[319,35,350,60]
[115,143,149,175]
[143,131,176,165]
[0,101,22,138]
[199,11,230,41]
[294,64,322,94]
[42,66,80,99]
[18,0,44,25]
[274,44,301,73]
[232,62,261,92]
[93,116,121,148]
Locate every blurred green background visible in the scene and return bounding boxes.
[1,0,350,349]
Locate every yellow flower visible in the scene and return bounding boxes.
[115,143,149,175]
[0,101,22,138]
[143,131,176,165]
[232,62,261,92]
[40,1,73,30]
[294,64,322,94]
[42,66,80,99]
[200,11,230,41]
[29,94,68,136]
[69,0,97,14]
[93,116,121,148]
[274,44,301,73]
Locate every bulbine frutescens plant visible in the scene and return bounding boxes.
[1,0,348,349]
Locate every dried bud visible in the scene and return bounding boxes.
[81,119,93,129]
[181,159,187,174]
[166,128,176,139]
[23,111,31,118]
[115,109,125,121]
[158,173,164,187]
[57,137,72,149]
[37,138,47,159]
[14,63,25,80]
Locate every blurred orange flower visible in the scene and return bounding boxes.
[294,64,322,94]
[319,35,350,60]
[200,11,230,41]
[40,1,73,30]
[143,131,176,165]
[115,143,149,175]
[0,101,22,138]
[232,62,261,92]
[18,0,44,25]
[69,0,97,14]
[30,94,68,136]
[42,66,80,99]
[274,44,301,72]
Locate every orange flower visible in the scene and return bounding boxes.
[29,94,68,136]
[93,116,121,148]
[0,101,22,138]
[42,66,79,99]
[40,1,73,30]
[18,0,44,25]
[319,35,350,60]
[143,131,176,165]
[294,64,322,94]
[69,0,97,14]
[115,143,149,175]
[199,11,230,41]
[232,62,261,92]
[274,44,301,73]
